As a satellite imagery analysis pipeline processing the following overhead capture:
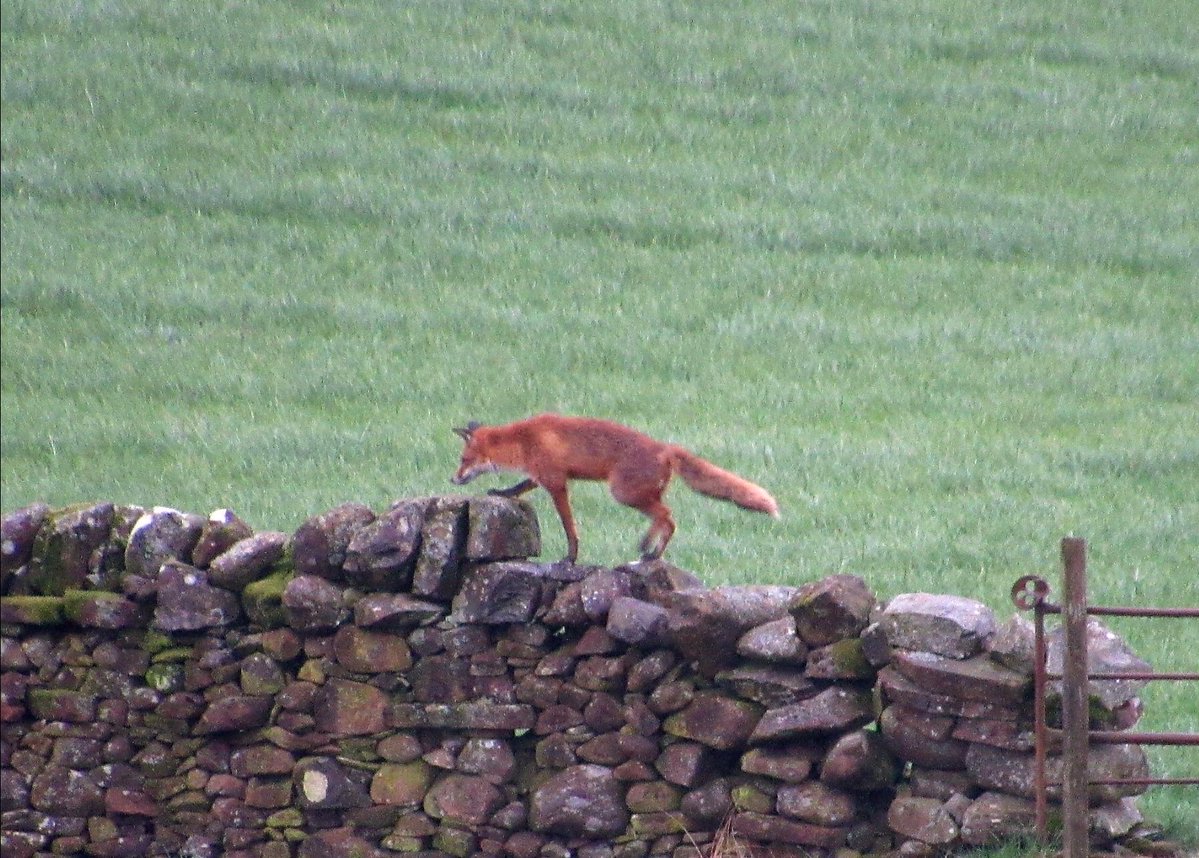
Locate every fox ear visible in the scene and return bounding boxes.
[453,421,481,441]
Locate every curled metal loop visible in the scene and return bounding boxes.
[1011,574,1050,611]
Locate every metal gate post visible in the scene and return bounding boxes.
[1060,537,1090,858]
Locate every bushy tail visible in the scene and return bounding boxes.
[668,446,780,517]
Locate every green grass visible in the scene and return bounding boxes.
[3,0,1197,844]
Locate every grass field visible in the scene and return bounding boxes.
[2,0,1197,846]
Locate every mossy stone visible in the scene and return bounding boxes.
[28,502,114,595]
[140,630,175,654]
[0,595,66,626]
[266,808,304,828]
[145,662,185,693]
[243,569,293,629]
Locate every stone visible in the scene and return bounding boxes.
[196,694,272,734]
[805,638,875,680]
[1,672,28,721]
[314,678,388,736]
[664,692,762,750]
[680,778,733,825]
[332,625,413,673]
[541,581,588,626]
[909,766,979,801]
[245,776,293,809]
[451,561,547,624]
[965,742,1151,804]
[0,768,30,812]
[294,757,371,810]
[456,737,516,784]
[887,796,959,844]
[407,653,473,703]
[230,745,296,777]
[354,592,444,629]
[740,743,820,782]
[716,664,818,708]
[958,791,1036,846]
[105,787,158,816]
[241,570,291,628]
[30,765,104,815]
[731,811,847,848]
[153,561,241,630]
[2,502,49,580]
[1047,617,1152,714]
[625,781,683,813]
[749,686,875,743]
[282,574,349,632]
[297,828,383,858]
[529,764,630,839]
[423,773,504,826]
[412,496,469,599]
[880,704,969,770]
[654,741,717,787]
[776,781,859,827]
[125,506,204,578]
[665,585,801,676]
[465,495,540,561]
[736,616,809,664]
[240,651,287,695]
[292,502,376,581]
[951,715,1037,751]
[606,596,670,647]
[60,589,143,628]
[880,593,997,659]
[1088,797,1143,844]
[788,574,876,647]
[0,595,65,626]
[578,733,655,766]
[207,531,289,591]
[878,665,1023,722]
[28,502,114,595]
[891,650,1030,705]
[580,568,634,621]
[389,702,535,732]
[820,730,900,792]
[343,499,427,590]
[859,620,894,667]
[986,614,1036,673]
[191,508,255,568]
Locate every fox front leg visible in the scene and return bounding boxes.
[487,478,538,498]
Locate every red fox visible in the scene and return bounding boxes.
[451,413,779,562]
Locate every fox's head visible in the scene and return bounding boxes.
[451,421,497,485]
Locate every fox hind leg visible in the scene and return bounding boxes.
[610,479,675,558]
[636,504,676,559]
[609,456,676,559]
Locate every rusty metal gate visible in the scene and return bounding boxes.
[1011,537,1199,858]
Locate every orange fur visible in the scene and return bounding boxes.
[452,413,778,562]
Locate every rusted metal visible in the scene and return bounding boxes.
[1097,777,1199,786]
[1049,729,1199,746]
[1011,540,1198,851]
[1060,537,1090,858]
[1083,605,1199,618]
[1052,671,1199,681]
[1011,573,1051,836]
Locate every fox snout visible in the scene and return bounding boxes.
[452,460,496,485]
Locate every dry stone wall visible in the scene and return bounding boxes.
[0,497,1155,858]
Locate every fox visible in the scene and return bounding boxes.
[451,413,779,562]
